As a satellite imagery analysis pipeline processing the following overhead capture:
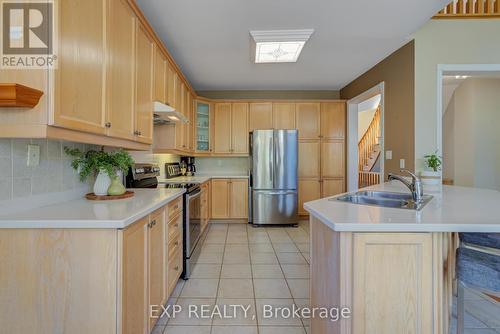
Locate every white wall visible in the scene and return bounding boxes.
[413,19,500,170]
[442,78,500,190]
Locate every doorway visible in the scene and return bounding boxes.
[346,82,385,191]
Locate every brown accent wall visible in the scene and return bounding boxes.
[196,90,340,100]
[340,41,415,179]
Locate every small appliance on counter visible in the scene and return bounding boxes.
[180,156,196,176]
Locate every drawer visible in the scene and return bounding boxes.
[167,249,182,295]
[168,212,182,242]
[168,232,182,260]
[167,196,182,220]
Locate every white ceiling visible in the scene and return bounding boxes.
[136,0,448,91]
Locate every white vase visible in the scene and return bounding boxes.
[420,170,441,186]
[94,169,111,196]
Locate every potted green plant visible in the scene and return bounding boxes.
[64,147,134,196]
[421,151,442,186]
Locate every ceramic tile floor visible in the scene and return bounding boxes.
[152,221,499,334]
[154,221,311,334]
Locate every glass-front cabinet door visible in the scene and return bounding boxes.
[195,101,211,152]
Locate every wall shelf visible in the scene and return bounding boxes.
[0,83,43,108]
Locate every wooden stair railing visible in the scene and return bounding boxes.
[358,106,381,188]
[434,0,500,18]
[358,106,381,172]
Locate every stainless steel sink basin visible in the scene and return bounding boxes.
[331,191,433,210]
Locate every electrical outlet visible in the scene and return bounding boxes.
[27,144,40,167]
[386,150,392,160]
[400,159,405,169]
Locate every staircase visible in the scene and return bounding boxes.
[358,107,381,188]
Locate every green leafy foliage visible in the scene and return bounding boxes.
[424,151,442,172]
[64,146,134,182]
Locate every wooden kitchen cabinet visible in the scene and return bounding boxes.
[211,178,248,219]
[321,178,345,198]
[148,207,167,330]
[320,102,345,140]
[273,103,296,129]
[213,103,249,155]
[166,64,176,107]
[105,0,136,141]
[54,0,106,135]
[213,103,232,154]
[200,181,210,231]
[211,179,230,218]
[229,179,249,219]
[321,140,344,178]
[122,217,148,334]
[249,103,273,131]
[153,46,166,103]
[298,179,321,215]
[296,103,321,139]
[134,24,154,144]
[298,141,320,178]
[231,103,249,154]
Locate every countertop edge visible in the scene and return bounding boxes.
[304,204,500,233]
[0,190,185,229]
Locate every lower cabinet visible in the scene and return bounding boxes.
[211,179,248,219]
[298,179,321,216]
[200,181,210,232]
[122,198,183,334]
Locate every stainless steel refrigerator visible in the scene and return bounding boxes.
[249,129,298,225]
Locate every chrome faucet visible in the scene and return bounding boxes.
[388,169,424,202]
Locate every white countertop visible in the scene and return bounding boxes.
[0,188,185,229]
[304,181,500,232]
[158,174,249,184]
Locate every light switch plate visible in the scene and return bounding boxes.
[27,144,40,167]
[400,159,405,169]
[386,150,392,160]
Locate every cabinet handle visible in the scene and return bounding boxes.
[174,223,179,227]
[134,130,139,135]
[174,266,179,271]
[149,220,156,228]
[175,241,179,246]
[105,122,111,128]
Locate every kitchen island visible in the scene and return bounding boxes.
[304,181,500,334]
[0,188,185,334]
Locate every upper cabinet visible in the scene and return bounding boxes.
[153,47,166,104]
[320,102,346,140]
[249,103,273,131]
[213,103,248,155]
[105,0,136,141]
[231,103,249,154]
[54,0,106,135]
[195,100,211,153]
[296,103,321,139]
[272,103,296,129]
[134,24,154,144]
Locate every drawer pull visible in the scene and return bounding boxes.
[174,266,179,271]
[175,241,179,246]
[174,223,179,228]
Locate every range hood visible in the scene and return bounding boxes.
[153,101,188,125]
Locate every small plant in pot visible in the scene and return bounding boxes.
[421,151,442,186]
[64,147,134,196]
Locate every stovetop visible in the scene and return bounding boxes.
[164,182,199,193]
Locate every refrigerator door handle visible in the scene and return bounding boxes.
[268,136,274,187]
[265,190,297,195]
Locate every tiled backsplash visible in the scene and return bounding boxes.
[0,139,92,202]
[195,157,249,175]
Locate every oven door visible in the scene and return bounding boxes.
[185,188,202,259]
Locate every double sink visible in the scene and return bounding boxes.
[332,190,433,211]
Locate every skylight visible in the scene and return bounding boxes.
[250,29,314,63]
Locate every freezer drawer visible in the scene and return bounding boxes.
[252,190,298,225]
